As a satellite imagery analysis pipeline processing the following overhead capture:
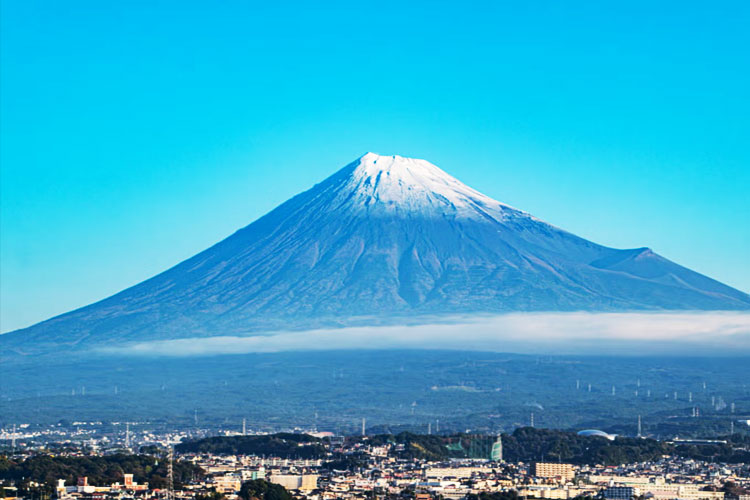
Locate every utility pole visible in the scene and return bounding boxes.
[167,445,174,500]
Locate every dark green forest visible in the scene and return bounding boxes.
[0,453,203,489]
[176,433,326,458]
[366,429,673,464]
[177,428,750,465]
[239,479,292,500]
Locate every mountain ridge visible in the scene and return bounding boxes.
[3,153,749,356]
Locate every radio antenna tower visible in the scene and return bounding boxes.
[242,418,247,436]
[637,415,642,437]
[11,424,16,451]
[361,418,366,436]
[436,419,440,433]
[730,420,734,435]
[167,445,174,500]
[428,422,431,435]
[530,412,535,428]
[125,422,130,449]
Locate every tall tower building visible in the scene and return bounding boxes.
[637,415,642,437]
[491,435,503,462]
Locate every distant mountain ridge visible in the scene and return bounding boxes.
[3,153,749,355]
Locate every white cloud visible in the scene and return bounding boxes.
[107,312,750,356]
[101,311,750,357]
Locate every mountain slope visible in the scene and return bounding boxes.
[3,153,749,354]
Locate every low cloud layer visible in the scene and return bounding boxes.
[101,311,750,357]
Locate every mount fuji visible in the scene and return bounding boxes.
[3,153,749,355]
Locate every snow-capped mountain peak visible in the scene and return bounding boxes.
[3,153,748,355]
[338,152,517,219]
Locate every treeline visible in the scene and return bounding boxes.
[366,428,749,465]
[368,432,462,461]
[500,428,670,464]
[365,429,669,464]
[0,453,203,489]
[176,433,326,458]
[171,428,750,465]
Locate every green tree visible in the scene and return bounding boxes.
[466,491,520,500]
[238,480,292,500]
[196,490,227,500]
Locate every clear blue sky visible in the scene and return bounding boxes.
[1,1,749,333]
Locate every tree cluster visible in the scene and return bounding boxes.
[238,479,292,500]
[0,453,203,489]
[176,434,326,458]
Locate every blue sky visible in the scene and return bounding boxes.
[1,1,748,333]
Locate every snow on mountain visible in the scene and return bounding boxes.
[3,153,749,355]
[339,153,523,219]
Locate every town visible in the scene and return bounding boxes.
[2,424,749,500]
